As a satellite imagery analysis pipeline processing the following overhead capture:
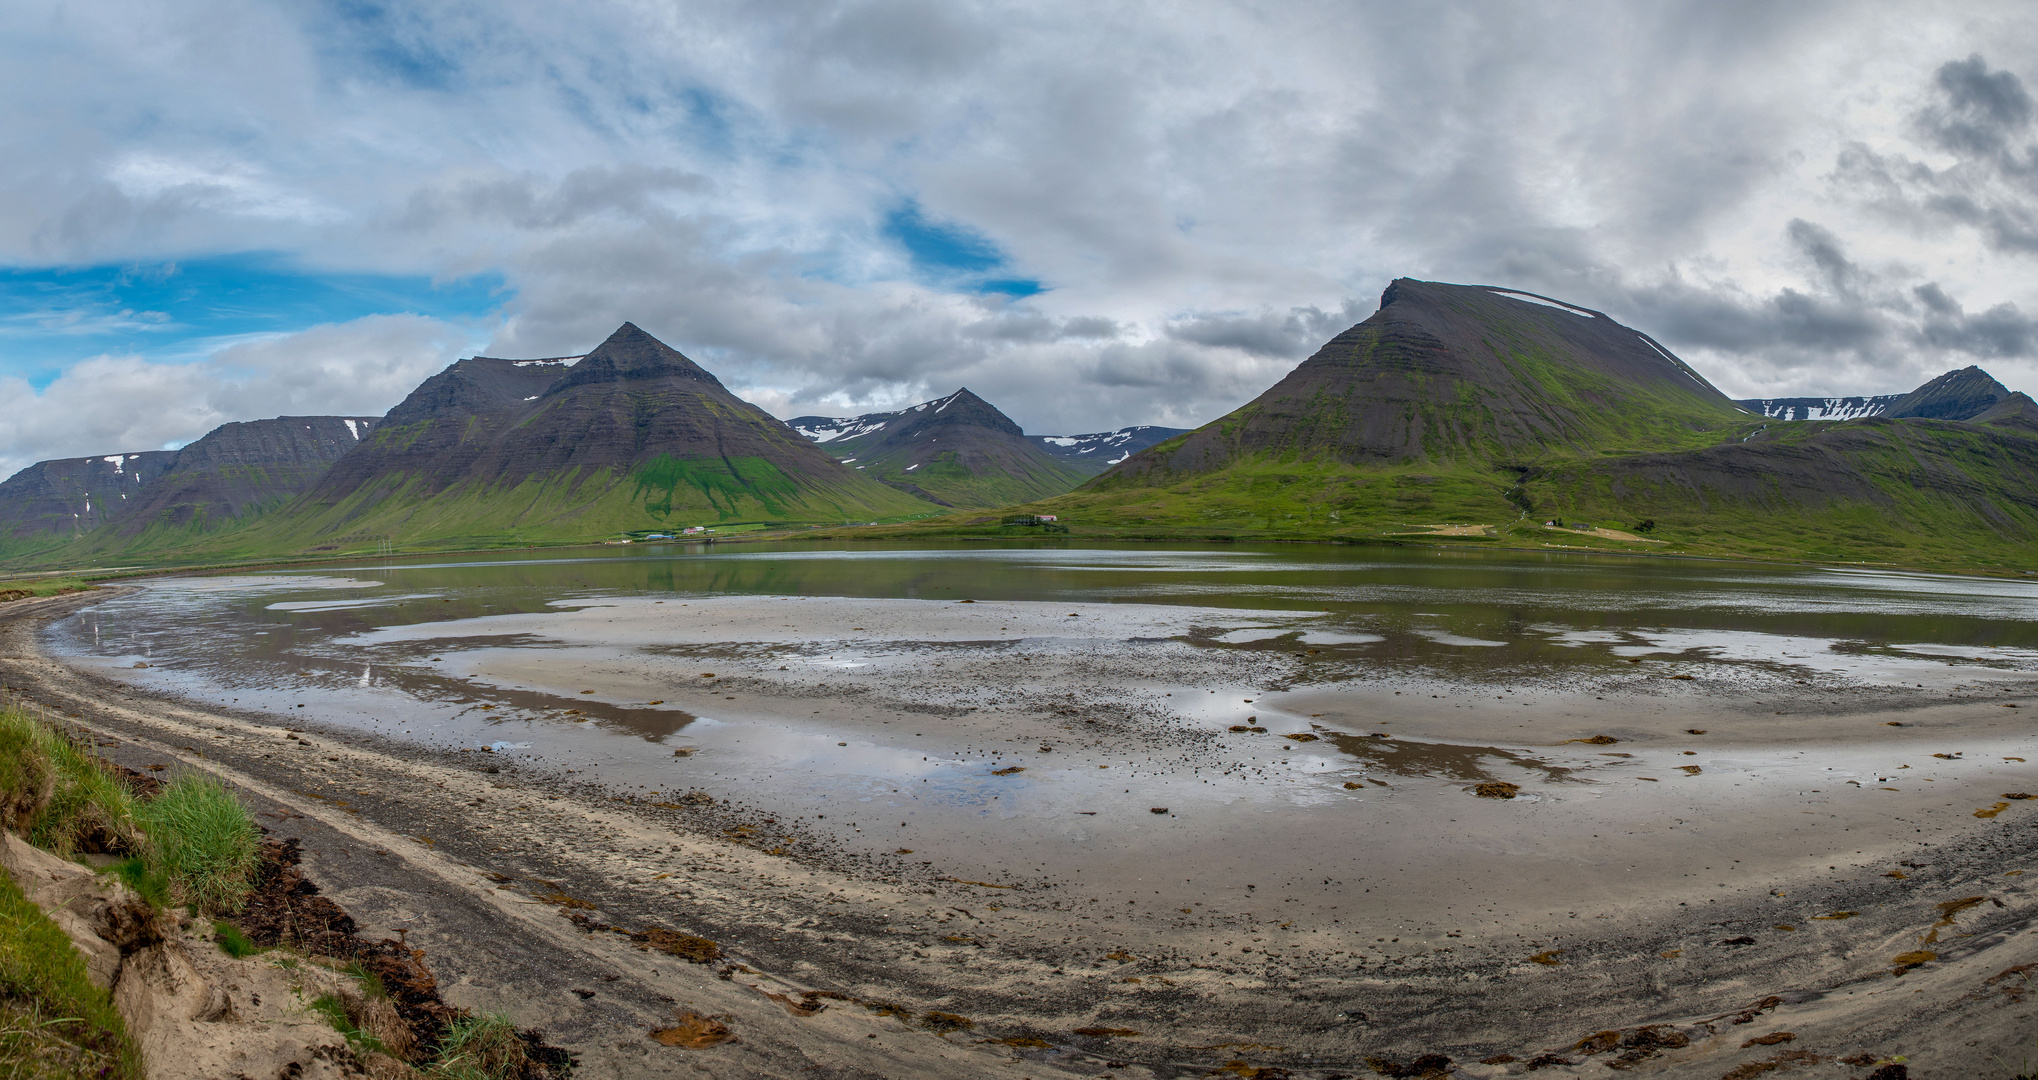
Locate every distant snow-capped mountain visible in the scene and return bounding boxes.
[1029,426,1188,472]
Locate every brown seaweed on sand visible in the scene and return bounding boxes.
[649,1012,735,1048]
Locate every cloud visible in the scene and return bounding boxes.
[0,314,472,481]
[1918,53,2035,157]
[1166,302,1372,359]
[6,2,2038,448]
[1832,54,2038,257]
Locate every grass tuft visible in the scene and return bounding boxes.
[138,775,259,915]
[309,992,391,1057]
[212,920,259,959]
[110,856,168,909]
[0,708,141,860]
[432,1012,529,1080]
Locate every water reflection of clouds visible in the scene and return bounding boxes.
[1545,626,2038,679]
[265,593,438,612]
[1101,579,2038,623]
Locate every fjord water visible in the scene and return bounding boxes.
[63,541,2038,677]
[47,541,2038,932]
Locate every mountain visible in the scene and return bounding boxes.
[305,355,578,503]
[1971,391,2038,433]
[788,389,1088,507]
[1028,426,1190,476]
[1734,366,2012,423]
[0,416,379,559]
[222,323,933,552]
[847,278,2038,571]
[0,450,179,545]
[99,416,380,539]
[1882,365,2010,420]
[1734,395,1898,421]
[1100,279,1747,489]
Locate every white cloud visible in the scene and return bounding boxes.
[0,314,474,480]
[4,0,2038,459]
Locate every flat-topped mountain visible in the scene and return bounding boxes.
[257,323,930,549]
[1,416,378,558]
[789,389,1087,507]
[306,356,578,501]
[0,450,178,543]
[1103,279,1747,488]
[104,416,380,538]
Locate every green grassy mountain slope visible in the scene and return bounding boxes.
[791,389,1088,507]
[842,280,2038,571]
[196,324,933,556]
[1518,416,2038,566]
[1102,278,1749,488]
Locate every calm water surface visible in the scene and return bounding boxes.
[61,540,2038,675]
[45,541,2038,913]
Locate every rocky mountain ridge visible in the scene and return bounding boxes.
[217,323,931,553]
[0,451,179,541]
[105,416,381,538]
[788,389,1089,507]
[0,416,378,553]
[1736,365,2012,424]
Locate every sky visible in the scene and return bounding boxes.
[5,1,2038,479]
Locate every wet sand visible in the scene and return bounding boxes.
[21,585,2038,1076]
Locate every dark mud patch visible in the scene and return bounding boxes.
[1312,727,1583,783]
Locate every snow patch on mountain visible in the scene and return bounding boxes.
[1488,289,1595,317]
[1735,396,1899,421]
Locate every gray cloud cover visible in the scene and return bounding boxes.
[4,1,2038,478]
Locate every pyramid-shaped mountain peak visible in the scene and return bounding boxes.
[904,387,1022,437]
[549,322,722,392]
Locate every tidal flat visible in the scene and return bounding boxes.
[30,543,2038,1076]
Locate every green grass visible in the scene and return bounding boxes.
[137,776,259,915]
[110,857,168,910]
[0,870,143,1078]
[0,709,141,861]
[826,416,2038,574]
[308,992,394,1058]
[430,1012,529,1080]
[0,579,95,599]
[212,920,259,959]
[9,456,936,570]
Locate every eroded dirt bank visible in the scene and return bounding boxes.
[6,587,2038,1079]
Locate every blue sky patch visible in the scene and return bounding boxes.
[882,200,1043,296]
[0,254,506,388]
[979,278,1045,298]
[885,201,1004,273]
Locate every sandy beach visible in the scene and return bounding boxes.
[13,579,2038,1077]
